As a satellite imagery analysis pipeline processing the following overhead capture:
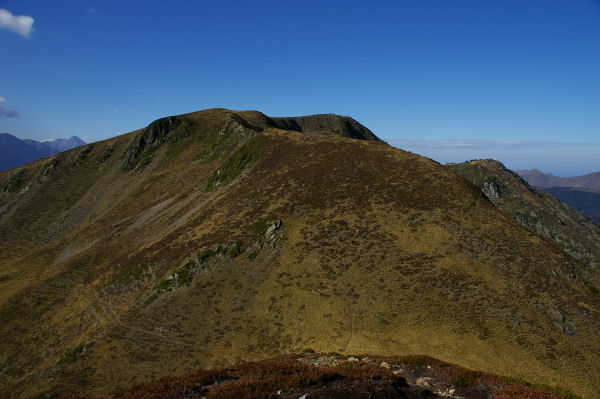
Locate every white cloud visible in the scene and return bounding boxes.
[0,96,19,117]
[87,8,96,14]
[387,139,600,149]
[0,106,19,118]
[0,9,34,38]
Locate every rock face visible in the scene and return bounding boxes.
[0,110,599,398]
[121,116,182,170]
[481,180,500,202]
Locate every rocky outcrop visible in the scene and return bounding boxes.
[121,116,182,170]
[271,114,381,141]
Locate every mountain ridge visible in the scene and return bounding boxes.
[0,133,86,171]
[0,109,599,398]
[517,168,600,192]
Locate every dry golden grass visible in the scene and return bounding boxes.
[0,109,598,398]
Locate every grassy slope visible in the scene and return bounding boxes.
[0,110,599,398]
[447,159,600,274]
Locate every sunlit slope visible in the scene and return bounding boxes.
[448,159,600,272]
[0,109,598,398]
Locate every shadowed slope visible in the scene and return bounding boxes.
[0,109,598,398]
[544,187,600,224]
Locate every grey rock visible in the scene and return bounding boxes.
[482,181,500,201]
[550,308,565,323]
[416,377,434,387]
[265,220,282,240]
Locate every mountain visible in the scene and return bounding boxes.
[517,169,600,193]
[517,169,600,223]
[516,169,563,188]
[0,109,599,398]
[543,187,600,224]
[47,136,87,152]
[0,133,55,171]
[447,159,600,271]
[0,133,86,171]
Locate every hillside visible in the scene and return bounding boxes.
[518,169,600,193]
[0,109,599,398]
[447,159,600,271]
[0,133,86,171]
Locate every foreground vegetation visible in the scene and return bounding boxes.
[66,353,578,399]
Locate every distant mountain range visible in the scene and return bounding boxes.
[0,133,86,171]
[517,169,600,192]
[517,168,600,224]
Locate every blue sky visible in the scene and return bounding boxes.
[1,1,599,176]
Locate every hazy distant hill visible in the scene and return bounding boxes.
[517,169,600,223]
[0,109,599,398]
[0,133,86,171]
[544,187,600,224]
[518,168,600,192]
[47,136,86,152]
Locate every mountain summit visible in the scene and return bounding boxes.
[47,136,87,152]
[0,109,599,398]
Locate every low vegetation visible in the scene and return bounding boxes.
[204,136,262,191]
[64,353,578,399]
[57,343,94,366]
[1,169,25,192]
[1,109,599,398]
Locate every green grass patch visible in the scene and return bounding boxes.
[166,119,195,158]
[452,371,480,388]
[396,355,431,366]
[198,248,216,263]
[250,218,270,235]
[228,243,241,258]
[76,144,95,164]
[41,159,60,175]
[98,145,114,163]
[137,147,156,170]
[1,169,26,193]
[204,137,262,191]
[196,113,260,163]
[57,342,94,366]
[118,264,146,281]
[152,260,196,296]
[585,281,599,295]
